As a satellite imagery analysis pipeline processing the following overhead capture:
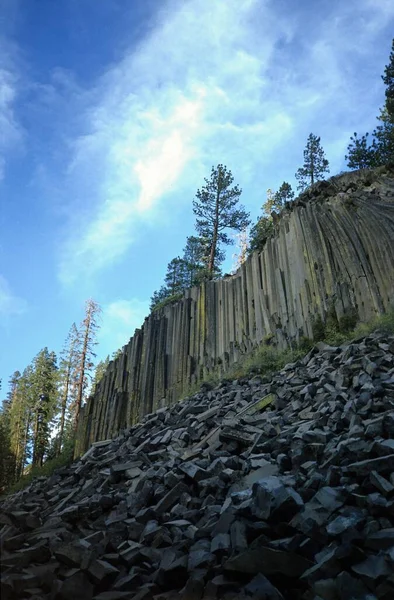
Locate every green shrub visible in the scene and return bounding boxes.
[353,309,394,338]
[338,308,359,333]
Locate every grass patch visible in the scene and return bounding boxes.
[181,344,308,400]
[3,439,75,496]
[353,309,394,338]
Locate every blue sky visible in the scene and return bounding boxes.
[0,0,393,391]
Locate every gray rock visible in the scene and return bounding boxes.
[244,573,284,599]
[154,482,189,515]
[224,546,312,577]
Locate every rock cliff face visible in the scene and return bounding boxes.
[75,166,394,455]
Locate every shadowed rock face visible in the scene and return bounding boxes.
[75,166,394,455]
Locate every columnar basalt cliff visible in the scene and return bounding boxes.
[75,166,394,455]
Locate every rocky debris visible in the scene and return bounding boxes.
[1,330,394,599]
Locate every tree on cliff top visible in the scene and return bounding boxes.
[164,257,188,295]
[92,355,110,394]
[150,285,170,311]
[295,134,330,191]
[345,132,380,170]
[382,38,394,121]
[248,183,294,254]
[193,164,250,278]
[346,38,394,169]
[182,236,207,286]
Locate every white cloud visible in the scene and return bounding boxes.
[0,61,22,180]
[57,0,394,284]
[99,299,150,355]
[0,275,27,319]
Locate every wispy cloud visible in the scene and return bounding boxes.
[99,298,150,354]
[0,275,27,319]
[56,0,394,284]
[0,45,23,180]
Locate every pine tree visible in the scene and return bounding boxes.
[263,188,278,215]
[382,38,394,121]
[92,355,110,393]
[74,299,101,429]
[0,398,13,490]
[249,217,274,253]
[248,185,293,254]
[57,323,79,455]
[31,348,58,467]
[17,367,35,474]
[0,377,14,490]
[164,257,188,296]
[193,164,250,277]
[150,285,171,311]
[346,39,394,169]
[273,182,295,207]
[8,370,30,480]
[295,134,330,191]
[182,236,206,286]
[374,108,394,164]
[345,132,379,169]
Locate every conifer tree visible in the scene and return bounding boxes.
[150,286,171,311]
[92,355,110,393]
[345,132,379,169]
[273,182,295,208]
[0,377,14,490]
[74,299,101,429]
[31,348,58,467]
[346,39,394,169]
[374,108,394,164]
[248,184,294,254]
[0,398,13,490]
[164,257,188,295]
[57,323,79,455]
[8,370,31,480]
[382,38,394,121]
[182,236,206,286]
[295,134,330,191]
[193,164,250,277]
[17,367,35,473]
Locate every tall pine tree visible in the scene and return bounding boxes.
[74,299,101,429]
[193,164,250,278]
[0,381,14,490]
[182,236,206,286]
[8,370,31,480]
[57,323,79,455]
[346,38,394,168]
[295,134,330,191]
[31,348,58,467]
[164,257,188,296]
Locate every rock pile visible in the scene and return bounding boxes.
[1,330,394,600]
